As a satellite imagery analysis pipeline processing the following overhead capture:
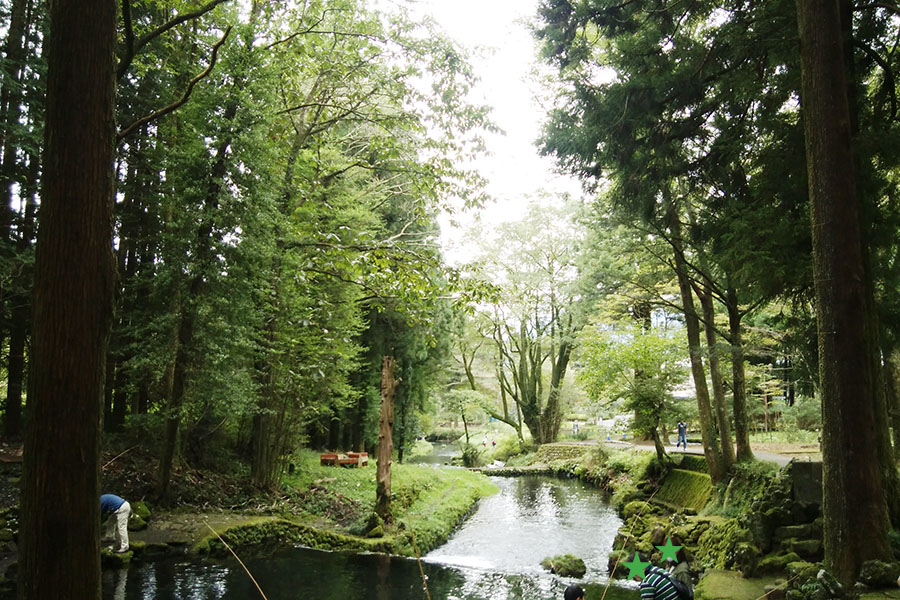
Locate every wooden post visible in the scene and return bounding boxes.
[375,355,399,522]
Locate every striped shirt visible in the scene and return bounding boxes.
[640,566,680,600]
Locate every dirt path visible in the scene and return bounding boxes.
[602,439,820,467]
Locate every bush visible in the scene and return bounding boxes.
[460,444,481,467]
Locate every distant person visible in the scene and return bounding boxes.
[676,420,687,450]
[101,493,132,553]
[564,584,585,600]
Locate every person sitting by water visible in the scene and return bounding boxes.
[563,584,585,600]
[631,553,680,600]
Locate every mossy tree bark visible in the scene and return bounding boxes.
[20,0,117,597]
[375,355,398,523]
[726,287,754,462]
[667,207,725,484]
[698,284,734,471]
[796,0,891,585]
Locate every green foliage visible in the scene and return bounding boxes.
[704,460,779,518]
[577,321,688,439]
[607,449,657,481]
[459,444,481,468]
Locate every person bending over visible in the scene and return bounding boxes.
[100,493,132,553]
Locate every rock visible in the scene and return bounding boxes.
[785,560,818,577]
[128,515,148,531]
[858,560,900,588]
[366,526,383,538]
[816,568,843,597]
[757,552,802,575]
[773,523,820,542]
[763,583,787,599]
[780,538,822,561]
[608,549,630,578]
[623,500,653,519]
[100,548,132,568]
[540,553,586,578]
[131,500,152,521]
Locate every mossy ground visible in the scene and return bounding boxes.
[121,449,497,558]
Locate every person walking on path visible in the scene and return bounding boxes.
[101,493,132,553]
[676,420,687,450]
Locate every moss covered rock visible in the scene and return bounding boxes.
[858,559,900,588]
[779,538,822,561]
[757,552,803,575]
[696,518,759,574]
[693,569,773,600]
[540,554,586,578]
[131,501,151,520]
[100,548,133,568]
[128,515,148,531]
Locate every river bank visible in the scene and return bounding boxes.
[494,442,900,600]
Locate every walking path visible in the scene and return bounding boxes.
[600,439,818,468]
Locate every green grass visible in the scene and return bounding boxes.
[283,449,497,555]
[749,429,819,445]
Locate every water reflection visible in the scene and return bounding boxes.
[102,475,636,600]
[426,476,621,578]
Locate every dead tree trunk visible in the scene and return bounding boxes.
[375,355,399,523]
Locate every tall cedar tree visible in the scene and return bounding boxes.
[796,0,891,585]
[19,0,117,598]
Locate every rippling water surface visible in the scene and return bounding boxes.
[103,471,637,600]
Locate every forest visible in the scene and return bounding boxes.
[1,0,900,598]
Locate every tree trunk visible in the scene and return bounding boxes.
[20,1,117,598]
[885,353,900,460]
[699,285,735,470]
[726,287,754,462]
[796,0,892,584]
[668,209,725,483]
[375,355,398,523]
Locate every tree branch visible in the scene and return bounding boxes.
[117,27,233,141]
[117,0,232,80]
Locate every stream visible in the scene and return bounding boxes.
[103,448,637,600]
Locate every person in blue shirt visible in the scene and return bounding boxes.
[100,493,131,553]
[676,421,687,450]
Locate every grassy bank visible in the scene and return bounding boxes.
[281,449,497,555]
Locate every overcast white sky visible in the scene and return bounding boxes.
[411,0,585,263]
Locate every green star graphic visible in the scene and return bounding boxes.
[622,553,651,580]
[656,537,682,562]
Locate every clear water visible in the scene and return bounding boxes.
[102,472,638,600]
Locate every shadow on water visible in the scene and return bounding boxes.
[103,546,638,600]
[103,473,639,600]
